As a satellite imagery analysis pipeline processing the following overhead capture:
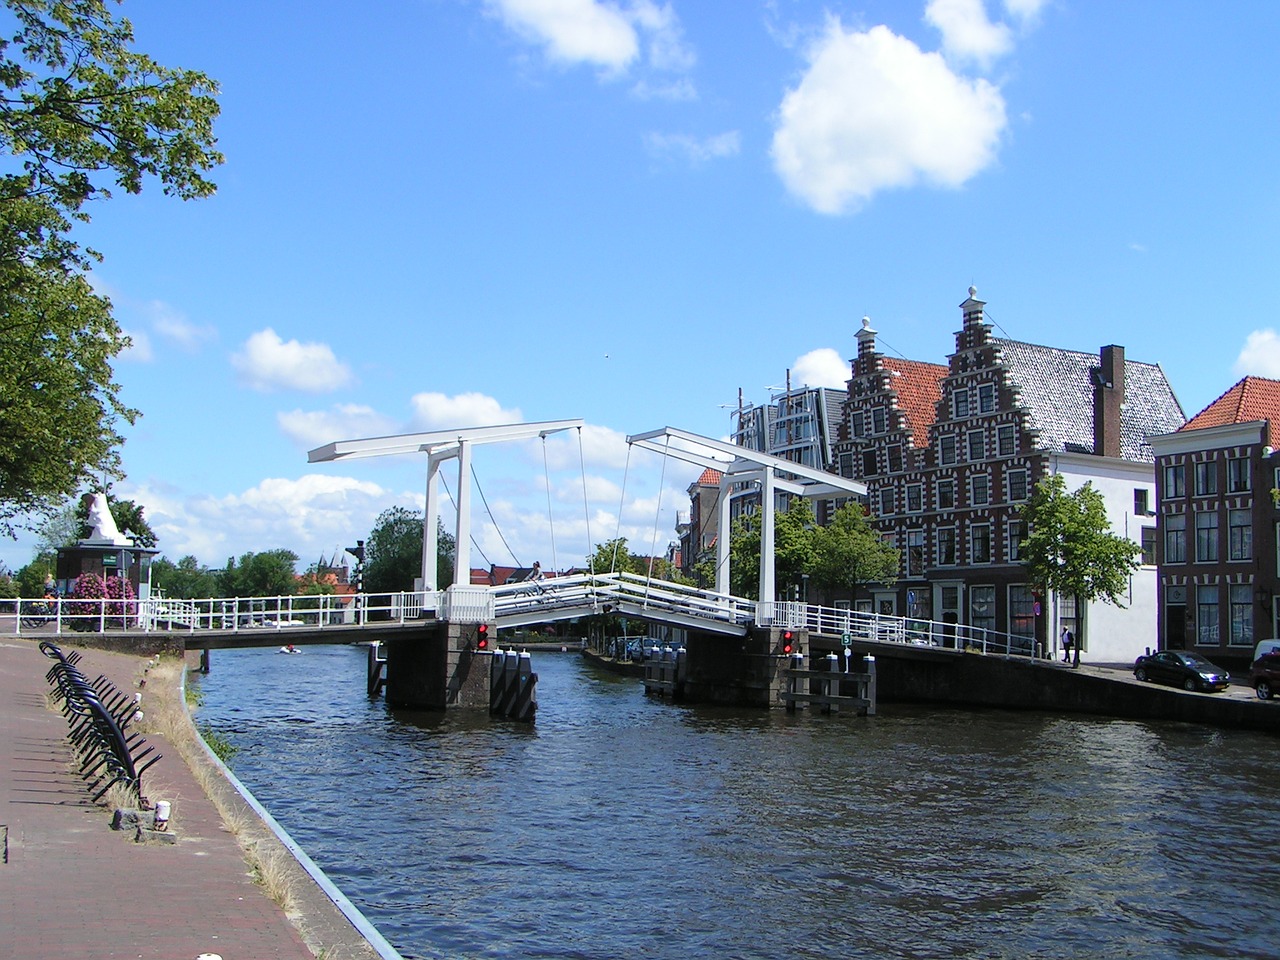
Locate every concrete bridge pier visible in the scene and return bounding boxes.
[679,626,804,707]
[383,621,491,710]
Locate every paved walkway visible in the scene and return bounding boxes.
[0,638,386,960]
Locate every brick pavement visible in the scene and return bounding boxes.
[0,638,386,960]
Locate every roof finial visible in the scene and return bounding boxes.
[968,285,977,299]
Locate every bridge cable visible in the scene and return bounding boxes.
[643,431,672,603]
[470,461,523,568]
[438,471,495,570]
[577,426,594,576]
[540,434,559,575]
[611,441,633,574]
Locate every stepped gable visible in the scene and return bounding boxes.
[882,357,947,449]
[1182,376,1280,432]
[992,338,1185,462]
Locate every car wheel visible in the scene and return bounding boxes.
[1135,667,1148,682]
[1258,680,1273,700]
[1184,677,1197,692]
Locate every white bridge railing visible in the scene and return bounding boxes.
[1,585,1042,659]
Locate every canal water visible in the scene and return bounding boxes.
[194,645,1280,960]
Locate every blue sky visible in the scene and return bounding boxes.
[6,0,1280,577]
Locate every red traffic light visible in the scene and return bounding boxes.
[781,630,794,655]
[476,623,489,650]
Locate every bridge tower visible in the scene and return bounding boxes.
[310,420,583,711]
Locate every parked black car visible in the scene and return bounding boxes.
[1250,651,1280,700]
[1133,651,1230,692]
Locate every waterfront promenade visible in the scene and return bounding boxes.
[0,638,388,960]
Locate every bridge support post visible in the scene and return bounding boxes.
[383,620,492,710]
[678,626,807,708]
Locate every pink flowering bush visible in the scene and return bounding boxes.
[69,573,137,628]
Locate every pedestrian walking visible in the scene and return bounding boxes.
[1061,627,1074,663]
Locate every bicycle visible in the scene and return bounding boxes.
[20,600,55,630]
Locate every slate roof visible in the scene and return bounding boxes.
[991,338,1185,463]
[1182,376,1280,433]
[883,357,948,449]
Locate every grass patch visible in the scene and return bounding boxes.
[198,723,238,763]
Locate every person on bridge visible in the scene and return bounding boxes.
[524,561,546,595]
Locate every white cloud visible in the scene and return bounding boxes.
[130,474,398,567]
[1003,0,1047,23]
[148,301,216,352]
[231,328,354,393]
[119,327,154,363]
[1235,330,1280,378]
[770,19,1007,215]
[486,0,695,83]
[409,391,523,429]
[487,0,640,70]
[540,423,631,470]
[925,0,1012,69]
[645,130,741,164]
[790,348,850,389]
[277,404,398,448]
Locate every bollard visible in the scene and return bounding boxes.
[824,653,840,713]
[864,654,877,717]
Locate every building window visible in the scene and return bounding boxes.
[1008,520,1024,562]
[1195,511,1219,563]
[872,407,887,434]
[907,530,925,577]
[1141,526,1157,565]
[954,388,970,419]
[838,451,855,478]
[1228,457,1250,493]
[1194,461,1218,496]
[1164,463,1186,498]
[1196,584,1219,646]
[907,484,923,512]
[970,584,995,632]
[887,445,904,473]
[971,524,991,563]
[1230,584,1253,646]
[1008,469,1028,502]
[852,412,865,438]
[879,488,894,516]
[938,479,955,509]
[967,430,984,462]
[863,450,878,477]
[1229,509,1252,561]
[971,474,990,506]
[978,383,995,413]
[1165,514,1186,563]
[1134,488,1150,515]
[1009,585,1035,644]
[937,527,956,565]
[1060,594,1080,647]
[940,435,957,465]
[997,424,1015,456]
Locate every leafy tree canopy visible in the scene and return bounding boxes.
[151,554,219,599]
[219,549,298,598]
[363,507,456,593]
[1019,474,1140,608]
[0,0,222,535]
[586,537,688,584]
[809,502,900,601]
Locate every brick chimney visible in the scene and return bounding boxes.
[1093,344,1125,458]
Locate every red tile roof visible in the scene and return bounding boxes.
[696,468,723,486]
[1183,376,1280,433]
[883,357,948,448]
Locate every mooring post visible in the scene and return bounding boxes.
[825,653,840,715]
[864,654,877,716]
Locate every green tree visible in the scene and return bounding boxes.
[363,507,456,592]
[219,549,298,598]
[1019,473,1140,621]
[587,537,646,576]
[0,0,222,536]
[151,554,219,599]
[726,501,821,600]
[809,502,900,603]
[15,550,56,596]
